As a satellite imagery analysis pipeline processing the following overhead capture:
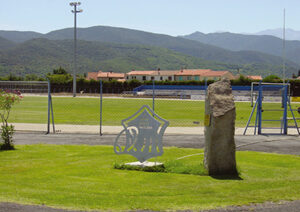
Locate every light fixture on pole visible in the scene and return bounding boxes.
[70,2,83,97]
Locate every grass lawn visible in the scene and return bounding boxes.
[0,145,300,211]
[9,96,300,127]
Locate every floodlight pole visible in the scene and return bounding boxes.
[70,2,83,97]
[282,8,286,84]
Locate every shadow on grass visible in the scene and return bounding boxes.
[210,174,243,180]
[0,144,15,151]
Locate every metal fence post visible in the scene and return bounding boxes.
[250,83,254,107]
[46,80,55,134]
[258,82,263,135]
[100,80,103,136]
[152,80,155,112]
[205,78,207,96]
[283,84,288,134]
[47,81,51,134]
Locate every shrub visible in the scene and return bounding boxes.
[263,75,282,83]
[0,90,22,150]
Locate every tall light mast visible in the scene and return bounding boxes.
[70,2,83,97]
[282,8,286,84]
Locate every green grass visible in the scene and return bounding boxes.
[9,96,300,127]
[0,145,300,211]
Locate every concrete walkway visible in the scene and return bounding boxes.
[12,123,300,135]
[12,133,300,155]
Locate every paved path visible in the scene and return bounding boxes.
[1,132,299,212]
[12,132,300,155]
[12,123,300,135]
[1,200,300,212]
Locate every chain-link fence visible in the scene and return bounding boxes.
[0,81,50,133]
[2,80,299,135]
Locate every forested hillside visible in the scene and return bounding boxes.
[1,26,298,68]
[181,31,300,64]
[0,38,297,77]
[0,26,299,77]
[0,38,235,76]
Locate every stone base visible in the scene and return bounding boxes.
[125,161,163,168]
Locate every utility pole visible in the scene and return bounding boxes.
[282,8,286,84]
[70,2,83,97]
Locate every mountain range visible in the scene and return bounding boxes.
[255,28,300,41]
[181,31,300,64]
[0,38,237,76]
[0,26,299,77]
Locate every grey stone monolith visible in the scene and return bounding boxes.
[204,78,237,175]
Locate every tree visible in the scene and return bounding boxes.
[25,74,38,81]
[263,75,282,83]
[53,67,68,75]
[8,74,23,81]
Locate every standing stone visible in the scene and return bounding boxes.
[204,79,237,175]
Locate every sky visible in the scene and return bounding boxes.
[0,0,299,36]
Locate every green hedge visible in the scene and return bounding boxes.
[1,74,299,95]
[49,78,300,96]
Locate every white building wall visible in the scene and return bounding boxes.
[154,75,174,81]
[127,75,175,81]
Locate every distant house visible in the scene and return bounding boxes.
[174,69,235,81]
[126,70,179,81]
[97,71,125,81]
[86,71,125,81]
[126,69,235,82]
[86,72,98,80]
[246,75,262,81]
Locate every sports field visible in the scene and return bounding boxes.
[9,96,300,127]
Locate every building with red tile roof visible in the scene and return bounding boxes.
[86,72,99,80]
[86,71,125,81]
[88,69,235,82]
[126,69,180,81]
[246,75,263,81]
[174,69,234,81]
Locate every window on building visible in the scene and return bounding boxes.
[187,76,191,80]
[179,76,183,81]
[195,76,199,81]
[168,76,172,81]
[126,76,129,79]
[160,77,163,80]
[142,76,146,81]
[151,76,154,80]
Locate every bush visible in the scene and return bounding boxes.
[0,90,22,150]
[230,75,253,86]
[263,75,282,83]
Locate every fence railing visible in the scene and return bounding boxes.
[2,80,299,135]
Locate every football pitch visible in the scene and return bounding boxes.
[10,96,300,127]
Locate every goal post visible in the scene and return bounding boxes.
[250,82,291,107]
[0,81,55,134]
[245,82,299,135]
